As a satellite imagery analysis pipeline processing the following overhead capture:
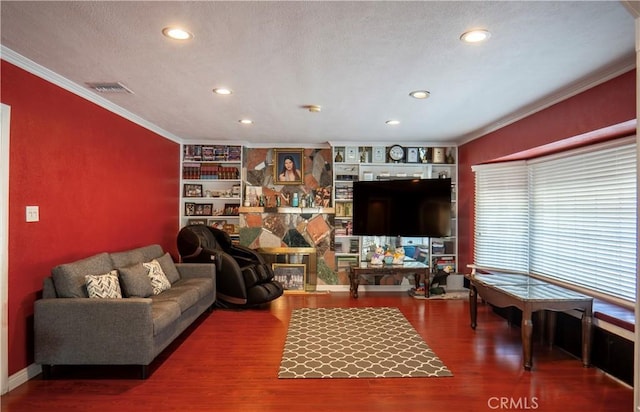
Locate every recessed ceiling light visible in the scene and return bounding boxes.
[460,29,491,43]
[162,27,194,40]
[409,90,430,99]
[239,119,253,124]
[305,105,322,112]
[212,88,232,95]
[386,120,400,125]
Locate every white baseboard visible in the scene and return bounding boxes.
[7,363,40,392]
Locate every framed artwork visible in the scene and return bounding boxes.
[207,219,226,230]
[184,184,203,197]
[184,202,196,216]
[194,203,213,216]
[272,263,306,291]
[223,203,239,216]
[344,146,358,163]
[274,149,304,185]
[372,146,386,163]
[223,223,237,234]
[407,147,420,163]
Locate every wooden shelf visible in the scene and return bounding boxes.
[239,207,335,214]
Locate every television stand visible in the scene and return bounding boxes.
[349,261,429,298]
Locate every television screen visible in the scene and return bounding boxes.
[352,178,451,237]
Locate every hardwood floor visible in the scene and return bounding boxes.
[1,292,633,411]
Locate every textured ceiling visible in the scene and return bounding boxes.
[0,1,636,146]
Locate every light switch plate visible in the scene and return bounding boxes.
[26,205,39,222]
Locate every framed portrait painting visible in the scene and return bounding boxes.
[273,149,304,185]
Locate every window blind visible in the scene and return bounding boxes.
[473,136,636,302]
[473,161,529,272]
[528,138,636,301]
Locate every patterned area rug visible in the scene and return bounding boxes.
[278,307,453,379]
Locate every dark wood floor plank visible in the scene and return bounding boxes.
[1,292,633,411]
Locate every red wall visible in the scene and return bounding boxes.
[457,70,636,273]
[1,61,180,375]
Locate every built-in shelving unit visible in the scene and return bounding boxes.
[331,145,458,287]
[180,144,243,237]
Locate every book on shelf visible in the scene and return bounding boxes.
[183,145,202,161]
[337,255,358,268]
[182,162,201,179]
[431,239,445,254]
[335,186,353,199]
[227,146,241,161]
[183,144,241,162]
[433,256,456,272]
[202,146,215,161]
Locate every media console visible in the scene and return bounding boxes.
[349,261,429,298]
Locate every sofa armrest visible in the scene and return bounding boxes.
[176,263,216,280]
[35,298,155,366]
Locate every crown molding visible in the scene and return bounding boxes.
[456,55,637,146]
[1,46,183,144]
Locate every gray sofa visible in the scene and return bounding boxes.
[34,244,215,379]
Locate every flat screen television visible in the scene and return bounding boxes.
[352,178,451,237]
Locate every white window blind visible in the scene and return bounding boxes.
[473,161,529,272]
[528,138,636,301]
[473,137,636,302]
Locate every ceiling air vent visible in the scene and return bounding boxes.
[86,82,134,94]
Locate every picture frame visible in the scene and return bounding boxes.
[194,203,213,216]
[223,223,237,234]
[184,183,203,197]
[344,146,358,163]
[273,149,304,185]
[184,202,196,216]
[407,147,420,163]
[372,146,386,163]
[223,203,239,216]
[207,219,226,230]
[272,263,306,291]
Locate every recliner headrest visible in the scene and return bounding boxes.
[178,225,219,251]
[208,227,233,250]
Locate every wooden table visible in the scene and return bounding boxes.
[466,273,593,371]
[349,261,429,298]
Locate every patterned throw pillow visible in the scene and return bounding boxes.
[85,270,122,299]
[143,259,172,295]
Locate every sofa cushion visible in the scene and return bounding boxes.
[151,285,201,312]
[143,259,172,295]
[118,263,154,298]
[173,277,214,300]
[110,245,164,269]
[150,300,182,336]
[157,253,180,284]
[85,270,122,299]
[52,252,113,298]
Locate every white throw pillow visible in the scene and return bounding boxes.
[143,259,172,295]
[85,270,122,299]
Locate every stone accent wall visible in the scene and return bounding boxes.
[239,147,344,286]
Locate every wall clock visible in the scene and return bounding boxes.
[388,145,405,162]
